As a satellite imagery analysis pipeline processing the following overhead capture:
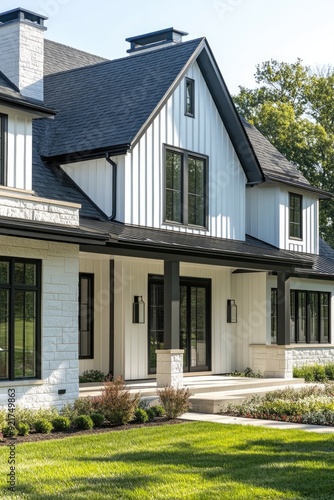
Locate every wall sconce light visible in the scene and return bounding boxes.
[227,299,237,323]
[133,295,145,323]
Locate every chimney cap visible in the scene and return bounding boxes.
[0,8,48,27]
[126,27,188,54]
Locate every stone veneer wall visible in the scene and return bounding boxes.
[251,344,334,378]
[0,236,79,410]
[0,189,80,226]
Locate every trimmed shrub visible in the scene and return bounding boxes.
[73,415,94,430]
[150,405,165,417]
[2,424,18,438]
[325,364,334,380]
[146,408,156,422]
[79,370,106,383]
[93,377,140,425]
[14,407,58,428]
[90,412,104,428]
[229,367,263,378]
[34,419,53,434]
[293,364,327,382]
[0,409,7,431]
[17,423,30,436]
[52,416,71,432]
[133,408,148,424]
[157,386,192,419]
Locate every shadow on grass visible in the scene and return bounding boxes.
[8,425,334,499]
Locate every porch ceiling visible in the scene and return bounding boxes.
[79,220,314,273]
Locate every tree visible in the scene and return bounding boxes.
[233,59,334,246]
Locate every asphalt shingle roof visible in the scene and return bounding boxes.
[44,39,108,76]
[42,38,203,158]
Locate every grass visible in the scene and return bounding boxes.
[1,422,334,499]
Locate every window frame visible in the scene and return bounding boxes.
[271,288,331,344]
[79,273,94,360]
[163,144,208,229]
[0,258,41,381]
[0,113,8,186]
[289,193,303,240]
[185,77,195,118]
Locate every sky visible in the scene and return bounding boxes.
[1,0,334,94]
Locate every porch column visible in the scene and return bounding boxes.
[277,272,290,346]
[156,260,184,388]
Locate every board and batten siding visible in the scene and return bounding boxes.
[246,184,319,254]
[79,255,111,375]
[113,257,235,380]
[61,156,126,219]
[124,61,247,239]
[231,271,267,370]
[0,105,32,191]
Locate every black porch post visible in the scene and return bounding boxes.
[164,260,180,349]
[277,271,290,345]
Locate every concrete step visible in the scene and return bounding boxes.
[182,377,303,395]
[189,382,308,414]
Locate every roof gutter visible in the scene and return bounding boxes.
[105,155,117,221]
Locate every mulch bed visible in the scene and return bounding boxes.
[0,418,185,446]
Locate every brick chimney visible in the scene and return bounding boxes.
[0,8,47,102]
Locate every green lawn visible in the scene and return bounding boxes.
[1,422,334,499]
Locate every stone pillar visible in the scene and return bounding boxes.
[156,349,184,388]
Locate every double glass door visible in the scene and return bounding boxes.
[148,277,211,374]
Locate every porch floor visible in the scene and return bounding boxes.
[79,375,306,414]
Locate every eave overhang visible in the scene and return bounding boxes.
[0,94,55,117]
[263,175,332,199]
[0,217,109,245]
[42,143,130,165]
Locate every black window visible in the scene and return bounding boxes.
[0,258,41,380]
[165,147,207,227]
[271,289,330,344]
[79,273,94,359]
[289,193,302,239]
[185,78,195,117]
[0,114,7,185]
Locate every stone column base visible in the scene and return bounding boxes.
[156,349,184,388]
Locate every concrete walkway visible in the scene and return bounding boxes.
[180,412,334,434]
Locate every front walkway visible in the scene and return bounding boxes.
[180,412,334,434]
[80,375,306,413]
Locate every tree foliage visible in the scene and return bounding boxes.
[233,59,334,246]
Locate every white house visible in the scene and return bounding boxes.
[0,8,334,409]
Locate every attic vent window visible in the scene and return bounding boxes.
[185,78,195,117]
[126,28,188,54]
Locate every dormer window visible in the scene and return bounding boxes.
[0,114,7,185]
[185,78,195,117]
[289,193,302,239]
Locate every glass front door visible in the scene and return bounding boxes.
[148,277,211,374]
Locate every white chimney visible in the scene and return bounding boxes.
[0,8,47,102]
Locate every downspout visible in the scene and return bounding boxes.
[105,154,117,221]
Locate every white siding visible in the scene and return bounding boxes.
[62,156,125,218]
[246,184,319,254]
[113,257,234,380]
[0,105,33,191]
[79,256,111,375]
[124,61,247,240]
[232,272,268,370]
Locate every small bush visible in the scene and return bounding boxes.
[52,416,71,432]
[90,412,104,428]
[229,367,263,378]
[2,424,18,438]
[293,364,327,382]
[0,409,6,431]
[14,407,58,428]
[61,398,93,420]
[73,415,94,430]
[133,408,148,424]
[93,377,140,425]
[146,408,156,422]
[79,370,106,383]
[157,386,192,419]
[325,364,334,380]
[150,405,165,417]
[34,419,53,434]
[16,423,30,436]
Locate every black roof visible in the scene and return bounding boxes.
[42,38,203,158]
